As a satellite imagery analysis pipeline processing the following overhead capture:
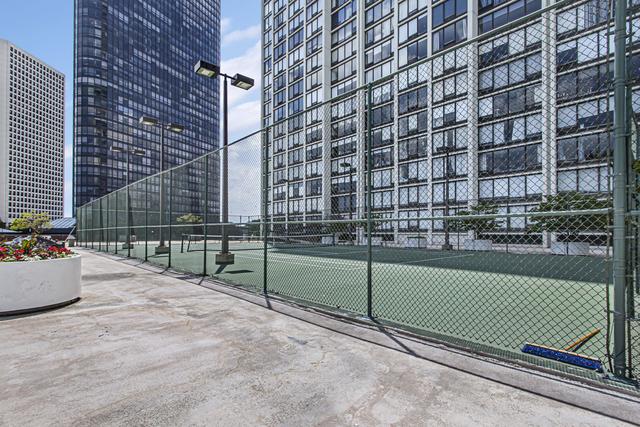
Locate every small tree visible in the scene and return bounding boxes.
[452,202,502,239]
[176,213,203,224]
[9,212,51,236]
[528,192,610,240]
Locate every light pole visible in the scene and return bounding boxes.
[194,59,254,265]
[340,161,355,243]
[139,116,184,255]
[110,145,146,251]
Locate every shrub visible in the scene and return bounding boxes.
[0,238,73,262]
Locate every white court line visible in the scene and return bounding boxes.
[379,253,476,267]
[234,252,366,271]
[236,251,475,271]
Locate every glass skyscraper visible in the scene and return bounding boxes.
[73,0,221,212]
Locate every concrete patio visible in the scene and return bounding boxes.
[0,249,638,426]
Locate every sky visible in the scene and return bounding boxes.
[0,0,262,217]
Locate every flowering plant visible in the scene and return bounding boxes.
[0,237,74,262]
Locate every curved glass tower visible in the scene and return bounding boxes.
[73,0,221,211]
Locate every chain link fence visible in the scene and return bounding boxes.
[77,0,640,386]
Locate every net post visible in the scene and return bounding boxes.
[612,0,629,378]
[366,83,373,319]
[203,154,209,276]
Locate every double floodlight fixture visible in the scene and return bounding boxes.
[110,146,146,156]
[139,115,185,133]
[194,60,254,90]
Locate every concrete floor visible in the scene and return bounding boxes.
[0,250,638,426]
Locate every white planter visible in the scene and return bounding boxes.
[464,239,493,251]
[551,241,590,256]
[0,255,81,315]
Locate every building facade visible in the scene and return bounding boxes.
[74,0,221,214]
[261,0,640,245]
[0,39,65,224]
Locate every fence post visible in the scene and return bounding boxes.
[203,155,209,276]
[104,197,108,252]
[263,130,269,295]
[168,169,173,269]
[126,184,131,258]
[612,0,628,378]
[145,178,149,262]
[366,83,373,318]
[114,193,119,255]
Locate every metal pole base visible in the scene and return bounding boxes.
[215,252,235,265]
[155,245,170,255]
[441,243,454,251]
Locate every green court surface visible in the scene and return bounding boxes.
[103,240,611,359]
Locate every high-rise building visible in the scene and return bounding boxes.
[261,0,640,245]
[73,0,221,212]
[0,39,65,224]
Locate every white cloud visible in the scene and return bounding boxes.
[221,40,262,108]
[221,17,232,34]
[228,100,261,138]
[223,24,261,46]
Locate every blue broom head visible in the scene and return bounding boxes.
[522,343,603,372]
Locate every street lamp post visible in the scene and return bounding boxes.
[110,145,146,251]
[194,60,254,265]
[139,116,184,255]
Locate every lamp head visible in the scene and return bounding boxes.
[231,73,254,90]
[139,116,158,126]
[194,60,219,78]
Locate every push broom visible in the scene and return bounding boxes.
[521,329,603,372]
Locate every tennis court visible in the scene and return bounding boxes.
[122,237,610,361]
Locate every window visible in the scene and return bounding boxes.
[556,0,610,37]
[399,111,429,137]
[432,180,468,205]
[433,72,467,103]
[432,0,467,29]
[479,144,541,175]
[432,126,467,152]
[432,99,467,129]
[399,13,428,44]
[399,37,428,67]
[557,97,613,133]
[478,84,541,120]
[557,166,610,193]
[432,18,467,53]
[399,160,428,184]
[479,0,541,34]
[557,132,612,165]
[399,136,429,160]
[478,113,542,147]
[479,174,543,201]
[399,86,428,114]
[399,185,429,207]
[556,62,612,101]
[398,0,428,21]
